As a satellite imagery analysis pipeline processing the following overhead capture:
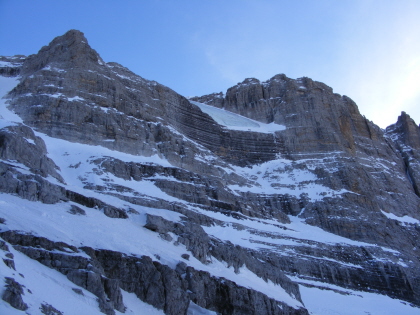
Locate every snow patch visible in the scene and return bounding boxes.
[0,76,23,127]
[117,290,165,314]
[295,277,420,315]
[187,301,217,315]
[0,242,103,314]
[381,210,420,225]
[228,157,350,201]
[0,61,14,67]
[0,193,303,309]
[190,101,285,133]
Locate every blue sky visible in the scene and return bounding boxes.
[1,0,419,128]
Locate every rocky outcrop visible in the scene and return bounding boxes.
[193,74,420,251]
[0,55,25,77]
[0,232,308,315]
[40,303,64,315]
[2,277,28,311]
[1,30,420,314]
[386,111,420,196]
[0,160,128,218]
[387,111,420,150]
[0,124,63,182]
[2,30,279,168]
[192,76,387,157]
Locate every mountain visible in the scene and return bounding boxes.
[0,29,419,315]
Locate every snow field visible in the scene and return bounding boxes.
[190,100,285,133]
[228,157,352,201]
[294,278,420,315]
[1,193,416,314]
[1,75,418,314]
[0,193,303,309]
[0,241,103,315]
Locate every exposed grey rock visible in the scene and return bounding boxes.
[40,303,63,315]
[192,75,397,161]
[181,253,190,260]
[68,204,86,215]
[72,288,84,295]
[144,213,211,263]
[192,74,420,265]
[1,29,420,314]
[2,277,28,311]
[0,124,64,182]
[90,156,290,222]
[387,111,420,150]
[184,266,306,315]
[0,161,128,219]
[0,233,125,315]
[144,214,173,234]
[386,111,420,197]
[0,240,9,251]
[66,270,124,315]
[142,214,305,303]
[3,258,15,270]
[175,261,188,275]
[1,230,309,314]
[0,161,64,204]
[0,55,25,77]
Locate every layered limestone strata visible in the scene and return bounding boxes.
[0,30,419,314]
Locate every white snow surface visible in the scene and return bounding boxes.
[118,291,165,315]
[187,301,217,315]
[0,76,418,314]
[0,193,302,310]
[289,277,420,315]
[381,210,420,225]
[0,242,103,315]
[1,189,415,314]
[0,61,13,67]
[190,100,285,133]
[227,157,351,201]
[0,76,22,128]
[0,239,167,315]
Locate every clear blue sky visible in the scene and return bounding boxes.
[1,0,420,128]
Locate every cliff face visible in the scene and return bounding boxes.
[192,73,420,250]
[192,75,389,157]
[0,30,419,315]
[386,111,420,197]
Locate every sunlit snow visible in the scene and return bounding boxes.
[190,100,285,133]
[1,75,418,314]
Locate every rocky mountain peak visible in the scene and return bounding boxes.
[192,72,382,158]
[1,30,420,314]
[21,29,103,76]
[387,111,420,149]
[385,112,420,197]
[192,73,345,125]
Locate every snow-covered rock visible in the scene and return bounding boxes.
[0,29,419,315]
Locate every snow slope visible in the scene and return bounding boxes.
[0,76,22,128]
[1,195,417,314]
[190,100,285,133]
[1,75,419,314]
